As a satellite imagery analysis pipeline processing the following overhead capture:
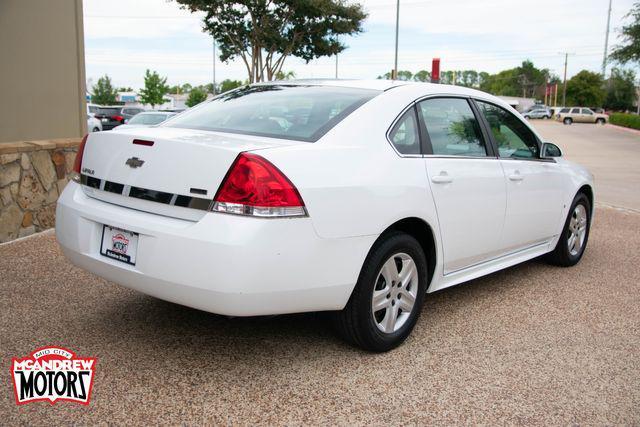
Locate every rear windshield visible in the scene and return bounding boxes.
[129,113,170,125]
[98,108,121,116]
[164,85,380,142]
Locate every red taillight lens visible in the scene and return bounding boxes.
[112,115,124,122]
[212,153,306,217]
[73,134,89,174]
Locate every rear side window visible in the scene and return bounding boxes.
[418,98,487,157]
[165,85,380,142]
[571,108,580,114]
[389,109,420,155]
[476,101,539,159]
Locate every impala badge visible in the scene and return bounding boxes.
[125,157,145,168]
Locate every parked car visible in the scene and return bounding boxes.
[557,107,608,125]
[87,114,102,133]
[523,106,551,119]
[94,106,145,130]
[57,81,594,351]
[87,103,101,115]
[116,112,177,129]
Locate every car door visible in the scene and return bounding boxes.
[581,108,595,123]
[475,100,564,253]
[416,97,507,274]
[570,107,581,122]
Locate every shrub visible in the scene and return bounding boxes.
[609,112,640,130]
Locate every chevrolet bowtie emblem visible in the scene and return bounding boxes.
[125,157,145,168]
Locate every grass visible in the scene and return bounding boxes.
[609,112,640,130]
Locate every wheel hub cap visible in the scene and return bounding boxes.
[371,253,418,333]
[567,205,587,256]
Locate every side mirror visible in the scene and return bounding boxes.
[541,142,562,158]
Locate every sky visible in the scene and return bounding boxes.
[83,0,637,90]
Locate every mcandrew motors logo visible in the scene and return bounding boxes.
[11,347,96,405]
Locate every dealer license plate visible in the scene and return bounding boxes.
[100,225,138,265]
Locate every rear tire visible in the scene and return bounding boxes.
[563,117,573,125]
[333,232,428,352]
[545,193,591,267]
[596,118,605,125]
[92,127,100,132]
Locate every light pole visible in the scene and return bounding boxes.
[393,0,400,79]
[212,38,217,95]
[559,52,574,106]
[602,0,613,76]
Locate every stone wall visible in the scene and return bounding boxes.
[0,139,81,243]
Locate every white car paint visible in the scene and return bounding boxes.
[57,80,594,318]
[87,114,102,132]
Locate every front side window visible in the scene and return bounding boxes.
[418,98,487,157]
[582,108,593,115]
[560,108,570,113]
[476,101,539,159]
[389,109,420,155]
[165,85,380,142]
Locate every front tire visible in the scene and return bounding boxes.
[333,232,428,352]
[596,118,605,125]
[546,193,591,267]
[563,117,573,125]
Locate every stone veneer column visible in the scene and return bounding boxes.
[0,139,80,243]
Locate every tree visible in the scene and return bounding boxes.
[610,2,640,66]
[566,70,605,107]
[181,83,193,93]
[605,68,637,110]
[139,69,170,109]
[412,70,431,82]
[118,86,134,92]
[175,0,366,82]
[460,70,479,87]
[186,87,208,107]
[275,70,296,80]
[220,79,244,93]
[91,75,118,105]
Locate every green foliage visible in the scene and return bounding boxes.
[479,61,550,98]
[91,75,118,105]
[605,68,637,110]
[275,70,296,80]
[186,88,208,107]
[139,69,170,108]
[118,87,134,92]
[175,0,367,82]
[412,70,431,82]
[609,112,640,129]
[182,83,193,93]
[565,70,605,106]
[220,79,244,93]
[610,2,640,65]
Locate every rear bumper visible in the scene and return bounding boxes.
[56,182,376,316]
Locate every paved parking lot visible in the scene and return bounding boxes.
[533,120,640,211]
[1,122,639,424]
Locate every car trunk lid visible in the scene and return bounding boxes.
[79,127,298,220]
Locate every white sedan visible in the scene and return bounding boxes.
[56,80,593,351]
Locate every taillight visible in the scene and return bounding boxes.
[212,153,306,218]
[71,134,88,182]
[111,115,124,122]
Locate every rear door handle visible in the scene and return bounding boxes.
[431,172,453,184]
[508,171,524,181]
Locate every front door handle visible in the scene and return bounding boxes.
[431,172,453,184]
[508,171,524,181]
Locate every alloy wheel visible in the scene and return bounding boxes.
[567,204,588,256]
[371,253,418,333]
